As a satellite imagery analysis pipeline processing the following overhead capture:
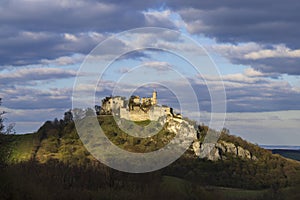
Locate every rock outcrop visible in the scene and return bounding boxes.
[164,117,197,147]
[153,116,258,162]
[193,142,220,161]
[192,140,257,161]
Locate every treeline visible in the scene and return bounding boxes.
[1,155,299,200]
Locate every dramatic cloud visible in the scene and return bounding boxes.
[0,30,107,67]
[192,68,300,112]
[164,0,300,76]
[2,0,299,75]
[0,67,77,85]
[244,45,300,60]
[0,0,145,33]
[0,0,299,145]
[0,0,176,66]
[0,86,72,110]
[40,54,85,66]
[172,0,300,48]
[211,43,300,75]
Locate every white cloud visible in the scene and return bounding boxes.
[210,42,262,60]
[41,53,85,66]
[143,61,172,71]
[211,42,300,61]
[64,33,78,41]
[209,42,300,75]
[244,68,264,77]
[0,67,77,85]
[244,44,300,59]
[198,67,269,85]
[143,9,174,27]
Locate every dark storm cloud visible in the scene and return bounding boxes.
[2,0,299,74]
[1,86,72,110]
[233,57,300,76]
[188,73,300,112]
[210,43,300,76]
[0,0,175,67]
[0,0,149,33]
[0,67,77,85]
[0,31,105,67]
[168,0,300,48]
[167,0,300,75]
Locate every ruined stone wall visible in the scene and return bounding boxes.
[101,97,125,114]
[120,108,150,121]
[149,106,165,121]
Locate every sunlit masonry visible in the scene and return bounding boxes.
[98,90,182,122]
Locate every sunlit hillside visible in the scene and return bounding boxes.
[1,115,300,200]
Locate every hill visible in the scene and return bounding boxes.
[1,115,300,200]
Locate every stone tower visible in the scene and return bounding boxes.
[152,90,157,105]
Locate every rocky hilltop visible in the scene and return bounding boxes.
[96,91,260,162]
[161,116,258,161]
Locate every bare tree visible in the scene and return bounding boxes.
[5,123,16,134]
[0,98,6,134]
[0,98,15,134]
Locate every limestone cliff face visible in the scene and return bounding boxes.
[164,117,257,161]
[193,142,220,161]
[192,140,258,161]
[164,117,197,146]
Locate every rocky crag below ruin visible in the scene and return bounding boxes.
[164,116,258,161]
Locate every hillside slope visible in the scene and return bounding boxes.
[1,115,300,199]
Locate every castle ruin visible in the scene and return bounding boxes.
[100,91,182,121]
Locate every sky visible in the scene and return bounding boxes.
[1,0,300,145]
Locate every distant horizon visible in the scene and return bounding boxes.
[259,145,300,150]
